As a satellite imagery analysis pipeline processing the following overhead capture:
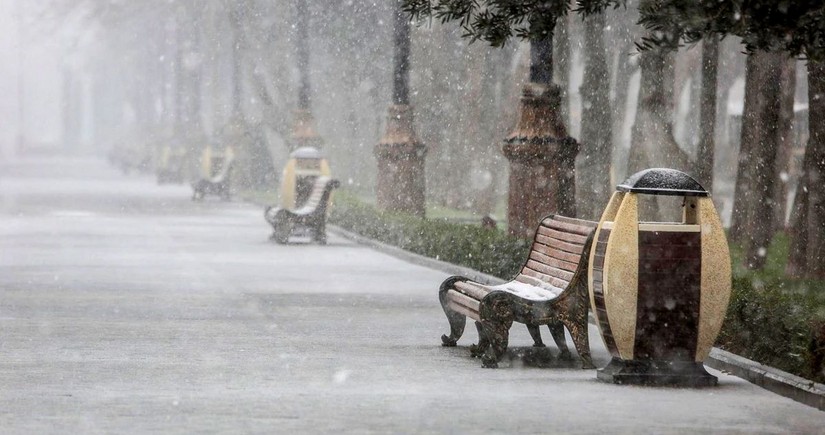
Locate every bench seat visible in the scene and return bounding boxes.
[439,215,597,368]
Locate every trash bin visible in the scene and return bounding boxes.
[588,168,731,386]
[279,147,331,210]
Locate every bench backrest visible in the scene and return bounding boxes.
[209,155,234,183]
[518,215,598,290]
[295,176,340,214]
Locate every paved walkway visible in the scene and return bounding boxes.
[1,157,823,434]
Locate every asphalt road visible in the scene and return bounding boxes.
[1,156,823,434]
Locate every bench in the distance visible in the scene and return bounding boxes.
[192,157,234,201]
[439,215,598,368]
[264,176,340,244]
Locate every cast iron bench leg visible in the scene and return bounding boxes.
[527,324,545,348]
[469,321,488,358]
[438,277,467,347]
[479,295,514,368]
[548,322,572,360]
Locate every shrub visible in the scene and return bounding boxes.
[717,276,819,379]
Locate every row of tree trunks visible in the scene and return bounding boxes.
[786,58,825,279]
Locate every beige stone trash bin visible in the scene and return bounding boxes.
[588,168,731,386]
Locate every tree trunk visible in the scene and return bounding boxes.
[772,58,797,231]
[577,12,612,220]
[695,36,718,190]
[787,58,825,279]
[739,51,784,270]
[730,53,761,242]
[628,46,689,220]
[554,12,570,126]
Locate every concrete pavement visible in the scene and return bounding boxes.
[1,156,823,434]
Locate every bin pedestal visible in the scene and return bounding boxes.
[597,358,717,387]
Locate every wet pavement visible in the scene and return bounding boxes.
[1,156,823,433]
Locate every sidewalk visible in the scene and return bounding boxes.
[0,157,822,433]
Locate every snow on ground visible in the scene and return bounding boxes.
[0,156,822,434]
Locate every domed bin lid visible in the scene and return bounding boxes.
[617,168,709,197]
[290,146,324,160]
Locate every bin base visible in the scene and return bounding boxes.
[597,357,718,387]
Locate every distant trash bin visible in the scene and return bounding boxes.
[589,168,731,386]
[279,147,331,210]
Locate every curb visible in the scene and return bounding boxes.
[328,224,825,412]
[706,348,825,411]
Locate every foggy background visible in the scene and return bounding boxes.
[0,0,811,223]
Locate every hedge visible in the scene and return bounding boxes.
[328,192,529,279]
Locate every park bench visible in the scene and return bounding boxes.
[439,215,598,368]
[264,176,340,244]
[192,156,234,201]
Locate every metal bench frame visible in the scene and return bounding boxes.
[439,215,597,368]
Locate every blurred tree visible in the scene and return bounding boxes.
[627,0,692,222]
[403,0,622,234]
[577,11,613,220]
[772,58,797,232]
[695,35,718,191]
[633,0,825,277]
[555,10,571,126]
[735,50,784,269]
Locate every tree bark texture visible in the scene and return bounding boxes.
[296,0,311,110]
[229,4,245,117]
[772,58,797,230]
[787,58,825,279]
[392,0,411,105]
[735,51,784,270]
[695,36,718,191]
[577,12,613,220]
[605,0,639,182]
[553,13,570,126]
[628,47,689,220]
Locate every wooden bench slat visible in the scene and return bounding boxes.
[524,259,575,282]
[530,242,582,264]
[446,300,480,321]
[516,272,570,291]
[453,280,492,300]
[529,251,580,273]
[534,234,585,255]
[543,218,596,236]
[520,268,573,289]
[549,215,598,228]
[446,289,481,311]
[536,226,589,245]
